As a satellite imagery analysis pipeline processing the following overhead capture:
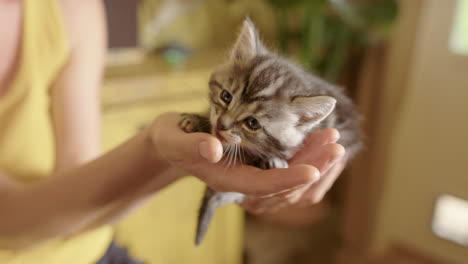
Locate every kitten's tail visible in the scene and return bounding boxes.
[195,188,218,246]
[195,188,245,245]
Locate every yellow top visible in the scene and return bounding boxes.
[0,0,112,263]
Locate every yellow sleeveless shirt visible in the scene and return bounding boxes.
[0,0,113,263]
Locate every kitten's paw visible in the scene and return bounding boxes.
[271,158,289,169]
[179,113,212,133]
[179,114,198,133]
[258,157,289,169]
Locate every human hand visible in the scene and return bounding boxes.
[241,128,346,214]
[150,112,321,197]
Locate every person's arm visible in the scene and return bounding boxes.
[51,0,105,173]
[66,117,348,233]
[0,113,322,250]
[0,128,167,250]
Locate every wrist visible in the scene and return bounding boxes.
[146,118,186,181]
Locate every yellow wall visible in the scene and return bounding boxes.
[373,0,468,262]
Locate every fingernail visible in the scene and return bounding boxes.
[199,141,212,162]
[328,128,341,143]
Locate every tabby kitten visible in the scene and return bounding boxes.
[179,19,362,245]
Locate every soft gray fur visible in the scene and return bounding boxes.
[179,18,362,246]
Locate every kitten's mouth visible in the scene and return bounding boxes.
[214,129,242,145]
[214,129,226,142]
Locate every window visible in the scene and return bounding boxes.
[432,194,468,246]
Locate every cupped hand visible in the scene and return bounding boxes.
[150,113,322,196]
[150,112,344,211]
[241,128,346,214]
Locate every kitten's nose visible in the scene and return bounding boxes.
[216,122,228,131]
[217,115,233,131]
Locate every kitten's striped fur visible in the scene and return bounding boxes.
[180,19,362,245]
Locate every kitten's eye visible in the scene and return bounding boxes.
[244,116,261,130]
[220,90,233,104]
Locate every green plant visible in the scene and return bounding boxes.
[266,0,398,82]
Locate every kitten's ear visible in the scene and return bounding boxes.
[230,18,266,63]
[291,96,336,128]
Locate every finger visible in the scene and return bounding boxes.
[196,164,320,197]
[314,143,345,174]
[242,196,287,214]
[286,128,338,159]
[302,128,340,150]
[299,158,346,205]
[171,132,223,165]
[154,113,223,164]
[241,185,309,214]
[289,128,340,166]
[291,143,345,174]
[241,196,268,214]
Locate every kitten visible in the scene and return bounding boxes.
[179,18,362,246]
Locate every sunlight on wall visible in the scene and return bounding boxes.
[450,0,468,55]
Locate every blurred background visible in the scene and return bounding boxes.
[101,0,468,263]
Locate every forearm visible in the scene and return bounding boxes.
[77,189,154,235]
[0,128,177,249]
[77,167,182,234]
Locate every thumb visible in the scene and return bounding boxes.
[175,133,223,165]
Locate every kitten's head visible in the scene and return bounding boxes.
[209,19,336,159]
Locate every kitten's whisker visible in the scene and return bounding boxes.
[241,148,245,164]
[233,145,237,165]
[228,144,234,165]
[238,145,243,165]
[222,144,232,176]
[228,145,235,169]
[237,145,241,165]
[225,147,230,169]
[234,144,238,167]
[221,144,230,168]
[231,144,237,168]
[227,144,233,166]
[240,146,246,165]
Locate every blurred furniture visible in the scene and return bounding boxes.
[337,0,468,263]
[100,52,243,264]
[138,0,276,51]
[104,0,138,48]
